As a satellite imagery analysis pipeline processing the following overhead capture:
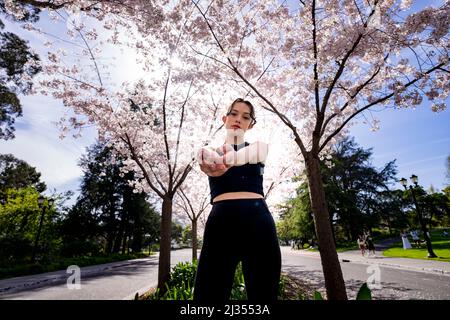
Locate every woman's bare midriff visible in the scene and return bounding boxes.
[212,191,264,203]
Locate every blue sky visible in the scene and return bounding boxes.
[0,1,448,207]
[347,0,449,191]
[349,104,449,191]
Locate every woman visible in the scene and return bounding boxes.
[410,230,421,248]
[193,98,281,303]
[365,235,376,256]
[357,235,366,256]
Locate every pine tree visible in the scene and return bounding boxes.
[0,1,41,139]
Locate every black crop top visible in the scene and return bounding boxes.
[208,142,265,204]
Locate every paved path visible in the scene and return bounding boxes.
[1,243,449,300]
[348,237,450,275]
[292,237,450,276]
[281,246,450,300]
[0,250,194,300]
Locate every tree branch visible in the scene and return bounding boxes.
[120,134,165,198]
[312,0,320,116]
[172,163,193,193]
[177,187,194,221]
[17,0,75,10]
[319,62,446,152]
[172,79,194,179]
[161,67,173,184]
[145,159,168,194]
[320,62,383,137]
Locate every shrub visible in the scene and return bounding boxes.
[60,240,101,257]
[149,260,198,300]
[230,262,247,300]
[145,260,290,300]
[313,283,372,300]
[0,234,33,265]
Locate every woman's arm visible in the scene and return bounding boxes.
[196,146,221,165]
[223,141,268,166]
[196,145,232,177]
[199,163,230,177]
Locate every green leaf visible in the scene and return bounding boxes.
[356,283,372,300]
[313,291,324,300]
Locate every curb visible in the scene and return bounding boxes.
[339,258,450,276]
[0,256,158,295]
[287,248,450,277]
[122,282,157,300]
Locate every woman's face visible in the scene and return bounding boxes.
[222,102,254,132]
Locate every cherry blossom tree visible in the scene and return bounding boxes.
[174,168,209,262]
[174,0,449,300]
[7,0,449,300]
[3,0,216,294]
[173,119,303,263]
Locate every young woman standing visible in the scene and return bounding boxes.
[193,98,281,303]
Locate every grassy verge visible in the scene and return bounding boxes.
[383,230,450,262]
[296,242,358,252]
[139,261,317,300]
[0,252,154,280]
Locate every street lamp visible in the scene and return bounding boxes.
[400,175,437,258]
[32,196,54,262]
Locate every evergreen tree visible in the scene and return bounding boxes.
[0,1,41,140]
[276,181,316,248]
[0,187,59,264]
[403,185,450,230]
[60,141,160,256]
[278,136,401,244]
[0,153,46,202]
[322,137,398,240]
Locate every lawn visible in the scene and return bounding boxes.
[0,251,154,280]
[383,230,450,262]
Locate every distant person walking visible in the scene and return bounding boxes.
[410,230,421,248]
[365,235,376,256]
[357,235,366,256]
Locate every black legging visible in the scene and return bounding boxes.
[193,198,281,302]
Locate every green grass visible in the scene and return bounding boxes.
[0,251,154,280]
[302,242,358,252]
[383,230,450,262]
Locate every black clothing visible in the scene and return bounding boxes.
[366,237,375,251]
[208,142,265,205]
[193,198,281,302]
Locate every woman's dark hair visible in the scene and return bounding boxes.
[226,98,257,126]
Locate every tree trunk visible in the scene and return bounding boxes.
[113,218,124,253]
[121,232,127,255]
[346,227,352,242]
[191,218,198,262]
[157,195,173,294]
[305,153,348,300]
[106,206,118,254]
[131,206,143,253]
[329,212,336,246]
[121,212,130,255]
[105,230,115,254]
[131,229,143,253]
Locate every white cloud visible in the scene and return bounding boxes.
[0,94,97,192]
[0,12,150,199]
[1,130,82,187]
